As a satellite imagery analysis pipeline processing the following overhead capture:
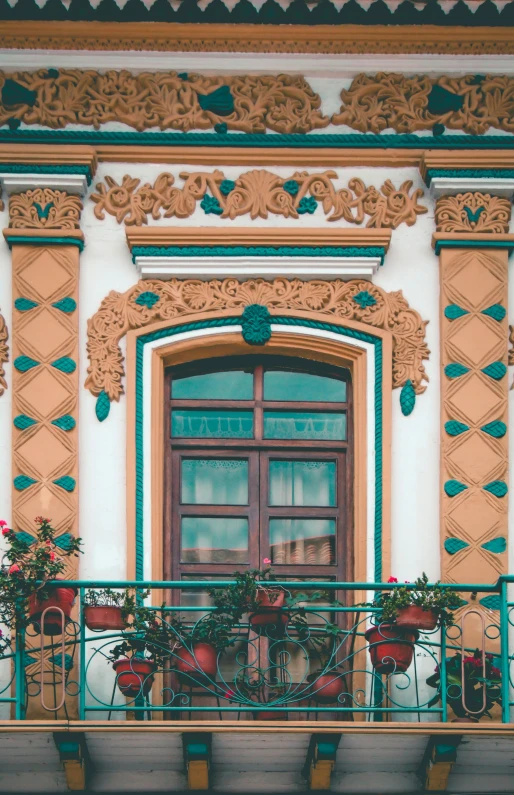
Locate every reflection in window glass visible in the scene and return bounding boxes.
[172,410,254,438]
[182,459,248,505]
[263,412,346,440]
[270,518,336,565]
[269,460,336,507]
[181,517,249,563]
[172,370,253,400]
[264,370,346,402]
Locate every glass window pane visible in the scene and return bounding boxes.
[172,370,253,400]
[269,518,336,565]
[172,410,254,438]
[264,370,346,402]
[181,459,248,505]
[181,517,248,563]
[263,412,346,440]
[269,460,336,507]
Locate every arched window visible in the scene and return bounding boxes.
[164,355,353,584]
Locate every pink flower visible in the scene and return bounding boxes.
[404,580,411,584]
[263,558,271,566]
[45,540,51,546]
[224,689,235,699]
[491,666,501,678]
[387,576,398,583]
[49,552,55,561]
[8,564,20,574]
[1,528,9,537]
[0,520,7,527]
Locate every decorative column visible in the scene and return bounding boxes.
[2,161,92,717]
[430,181,514,600]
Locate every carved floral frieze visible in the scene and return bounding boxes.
[333,73,514,135]
[0,311,8,395]
[91,171,427,228]
[0,70,328,134]
[9,188,83,229]
[435,192,512,234]
[85,278,430,414]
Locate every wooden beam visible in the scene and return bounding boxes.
[53,732,90,791]
[303,733,341,790]
[419,735,461,792]
[183,732,212,790]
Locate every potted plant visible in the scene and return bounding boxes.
[172,612,236,685]
[427,650,502,722]
[108,600,170,698]
[377,574,462,631]
[210,560,286,630]
[0,517,82,636]
[83,587,129,631]
[365,623,419,674]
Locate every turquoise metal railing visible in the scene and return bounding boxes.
[0,579,509,723]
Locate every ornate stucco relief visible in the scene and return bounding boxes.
[85,277,429,417]
[435,193,512,234]
[9,188,83,230]
[0,310,8,395]
[0,70,328,134]
[91,172,427,227]
[440,246,508,587]
[333,73,514,135]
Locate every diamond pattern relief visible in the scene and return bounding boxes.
[447,433,504,485]
[16,486,72,530]
[448,547,502,584]
[447,254,502,310]
[16,426,72,479]
[17,368,71,418]
[17,249,72,301]
[446,315,504,368]
[17,309,71,360]
[446,373,503,426]
[447,491,501,542]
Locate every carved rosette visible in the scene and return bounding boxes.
[9,189,83,230]
[85,277,430,415]
[91,171,427,228]
[0,70,328,134]
[333,73,514,135]
[435,192,511,234]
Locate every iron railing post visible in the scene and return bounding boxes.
[500,578,510,723]
[79,586,86,721]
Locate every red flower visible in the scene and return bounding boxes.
[490,666,501,678]
[49,552,55,561]
[1,527,9,536]
[8,564,20,574]
[0,520,7,527]
[387,577,398,583]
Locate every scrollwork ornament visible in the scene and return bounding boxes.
[9,188,83,230]
[85,278,430,409]
[435,192,511,234]
[0,310,8,395]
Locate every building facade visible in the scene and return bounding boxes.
[0,4,513,792]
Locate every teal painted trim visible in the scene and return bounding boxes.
[1,130,514,150]
[135,316,383,582]
[131,245,386,264]
[435,240,514,255]
[0,163,92,185]
[426,169,514,186]
[5,236,84,251]
[14,297,38,312]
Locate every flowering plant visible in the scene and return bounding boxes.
[0,517,82,633]
[209,560,284,619]
[108,598,174,669]
[372,573,462,625]
[426,650,502,720]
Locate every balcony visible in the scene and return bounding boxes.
[0,579,513,792]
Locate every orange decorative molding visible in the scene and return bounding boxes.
[0,70,327,135]
[0,22,513,55]
[0,144,98,172]
[435,193,512,234]
[334,74,514,135]
[86,276,429,409]
[439,242,509,587]
[420,151,514,182]
[0,310,8,395]
[9,189,83,230]
[91,171,427,227]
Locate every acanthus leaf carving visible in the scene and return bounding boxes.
[91,170,427,228]
[9,188,83,230]
[435,192,511,234]
[85,278,430,409]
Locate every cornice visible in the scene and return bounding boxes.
[420,152,514,184]
[0,144,97,172]
[432,232,514,254]
[125,227,392,251]
[1,22,513,55]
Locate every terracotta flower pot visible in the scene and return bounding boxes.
[175,642,217,683]
[28,584,77,636]
[311,673,345,703]
[84,605,126,632]
[112,658,155,697]
[250,589,285,628]
[253,711,288,720]
[396,606,438,631]
[365,624,418,674]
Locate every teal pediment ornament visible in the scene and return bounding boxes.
[197,85,234,117]
[241,304,272,346]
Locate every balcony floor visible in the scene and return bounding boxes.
[1,721,514,793]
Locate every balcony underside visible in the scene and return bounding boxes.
[1,721,514,793]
